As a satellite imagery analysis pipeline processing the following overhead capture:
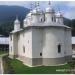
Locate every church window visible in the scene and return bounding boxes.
[28,40,29,43]
[40,52,42,56]
[52,17,53,22]
[58,44,61,53]
[23,46,25,53]
[11,46,12,52]
[41,18,42,22]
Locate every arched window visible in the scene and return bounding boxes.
[41,18,42,22]
[40,52,42,56]
[54,17,56,22]
[52,17,53,22]
[58,44,61,53]
[11,46,12,52]
[28,40,29,43]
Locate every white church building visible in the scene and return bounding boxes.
[9,2,72,67]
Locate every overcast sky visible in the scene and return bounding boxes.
[0,1,75,19]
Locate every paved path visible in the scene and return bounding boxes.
[0,57,3,74]
[0,53,8,74]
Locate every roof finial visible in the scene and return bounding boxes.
[37,1,39,7]
[48,1,51,5]
[35,1,40,11]
[30,2,33,11]
[35,2,37,9]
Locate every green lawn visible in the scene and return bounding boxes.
[0,50,8,55]
[2,56,75,74]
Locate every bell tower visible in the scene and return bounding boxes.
[14,16,20,31]
[45,1,55,23]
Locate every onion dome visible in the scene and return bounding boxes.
[46,7,54,13]
[14,16,20,24]
[56,12,63,17]
[32,1,42,14]
[46,1,55,13]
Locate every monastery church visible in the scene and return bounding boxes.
[9,2,72,67]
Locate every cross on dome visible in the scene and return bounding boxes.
[46,1,54,13]
[48,1,51,6]
[32,1,41,14]
[30,2,33,11]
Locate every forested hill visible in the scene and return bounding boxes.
[0,5,75,36]
[0,5,30,36]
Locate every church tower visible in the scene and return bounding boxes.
[14,16,20,31]
[45,1,56,23]
[31,2,43,23]
[56,12,64,25]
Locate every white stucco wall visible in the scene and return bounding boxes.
[9,34,18,56]
[43,27,67,58]
[32,14,44,24]
[65,29,72,56]
[18,29,32,58]
[45,13,55,23]
[32,28,43,58]
[9,34,13,55]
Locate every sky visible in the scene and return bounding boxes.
[0,1,75,20]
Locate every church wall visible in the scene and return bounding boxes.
[9,34,18,58]
[32,14,44,23]
[42,27,66,65]
[42,27,72,66]
[9,34,14,56]
[31,28,43,66]
[43,27,65,58]
[65,29,72,56]
[32,28,43,58]
[18,29,32,58]
[45,13,54,23]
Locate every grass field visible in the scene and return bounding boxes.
[2,56,75,74]
[0,50,8,55]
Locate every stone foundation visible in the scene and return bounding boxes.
[9,55,72,67]
[9,55,18,59]
[43,55,72,66]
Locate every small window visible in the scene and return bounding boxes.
[11,46,12,52]
[40,53,42,56]
[52,17,53,21]
[41,18,42,22]
[23,46,25,53]
[28,40,29,43]
[58,44,61,53]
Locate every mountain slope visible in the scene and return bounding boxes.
[0,5,30,36]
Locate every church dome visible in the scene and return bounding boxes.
[56,12,63,17]
[14,17,20,24]
[32,9,37,13]
[27,12,32,17]
[32,8,42,14]
[24,19,27,22]
[27,10,33,17]
[46,7,54,13]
